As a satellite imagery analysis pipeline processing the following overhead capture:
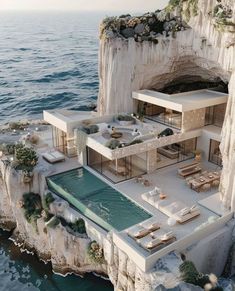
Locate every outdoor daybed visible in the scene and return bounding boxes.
[42,150,65,164]
[142,191,201,223]
[157,200,200,224]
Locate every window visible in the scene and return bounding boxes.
[144,103,182,129]
[156,138,197,169]
[87,148,147,183]
[52,126,67,155]
[209,139,222,167]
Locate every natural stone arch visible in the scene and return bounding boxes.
[134,55,230,92]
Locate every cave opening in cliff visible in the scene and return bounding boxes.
[154,76,228,95]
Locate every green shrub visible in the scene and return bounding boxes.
[81,124,99,134]
[117,114,135,122]
[15,144,38,173]
[106,139,121,149]
[128,139,143,146]
[22,192,42,233]
[9,121,29,130]
[68,218,86,234]
[42,192,55,211]
[179,261,222,290]
[87,241,105,264]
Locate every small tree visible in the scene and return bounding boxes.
[15,145,38,173]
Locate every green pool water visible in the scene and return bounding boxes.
[47,168,151,232]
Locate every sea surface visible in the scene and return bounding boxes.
[0,11,105,124]
[0,229,113,291]
[0,11,114,291]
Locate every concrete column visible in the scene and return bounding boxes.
[147,149,157,173]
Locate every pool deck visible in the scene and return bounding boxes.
[109,160,227,256]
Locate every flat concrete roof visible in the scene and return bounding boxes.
[132,89,228,112]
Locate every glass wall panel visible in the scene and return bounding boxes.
[87,148,147,183]
[205,106,214,126]
[209,139,222,167]
[52,126,67,155]
[205,104,226,127]
[144,103,182,129]
[156,138,197,169]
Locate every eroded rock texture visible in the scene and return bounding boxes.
[98,0,235,210]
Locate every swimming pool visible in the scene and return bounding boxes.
[47,168,151,232]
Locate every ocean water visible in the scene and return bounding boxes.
[0,11,104,124]
[0,230,113,291]
[0,11,114,290]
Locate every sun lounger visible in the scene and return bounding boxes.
[137,231,176,251]
[157,200,200,224]
[42,150,65,164]
[126,225,150,239]
[139,220,160,232]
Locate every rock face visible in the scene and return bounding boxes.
[0,159,234,290]
[0,160,185,290]
[98,0,235,211]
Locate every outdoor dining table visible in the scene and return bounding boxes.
[190,172,220,192]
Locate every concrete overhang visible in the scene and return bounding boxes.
[132,89,228,112]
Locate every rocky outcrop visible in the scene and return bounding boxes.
[98,0,235,211]
[0,160,185,290]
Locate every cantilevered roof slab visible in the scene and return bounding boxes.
[132,89,228,112]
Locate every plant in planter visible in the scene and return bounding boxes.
[87,241,105,264]
[193,149,202,162]
[128,139,143,146]
[106,139,121,149]
[81,124,99,135]
[116,114,135,125]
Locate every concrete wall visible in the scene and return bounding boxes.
[182,109,206,133]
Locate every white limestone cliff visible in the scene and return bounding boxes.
[98,0,235,212]
[0,160,234,290]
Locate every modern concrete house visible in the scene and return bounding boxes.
[43,87,231,272]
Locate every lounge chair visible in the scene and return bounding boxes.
[157,200,200,224]
[42,150,65,164]
[139,220,160,232]
[126,225,150,239]
[137,231,175,251]
[141,192,159,206]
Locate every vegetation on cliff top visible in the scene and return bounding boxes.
[100,10,189,42]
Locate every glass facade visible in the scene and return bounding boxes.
[156,138,197,169]
[205,104,226,127]
[87,148,147,183]
[144,103,182,129]
[209,139,222,167]
[52,126,68,155]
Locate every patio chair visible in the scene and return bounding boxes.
[212,179,220,187]
[200,183,211,192]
